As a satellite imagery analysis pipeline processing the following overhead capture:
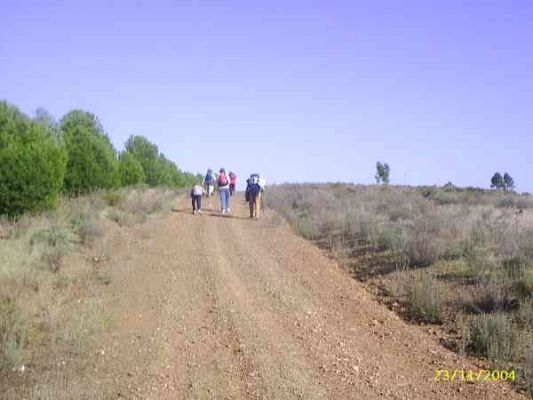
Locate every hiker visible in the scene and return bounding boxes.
[229,171,237,196]
[204,169,216,197]
[246,173,265,220]
[218,168,231,214]
[190,183,205,215]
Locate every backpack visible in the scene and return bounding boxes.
[218,174,228,186]
[246,182,261,201]
[205,173,215,184]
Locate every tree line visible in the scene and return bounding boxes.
[0,101,201,216]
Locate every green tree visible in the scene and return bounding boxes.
[491,172,504,190]
[124,135,162,186]
[124,135,192,188]
[118,151,145,186]
[60,110,118,194]
[375,161,391,185]
[33,108,62,144]
[0,101,67,216]
[503,172,515,192]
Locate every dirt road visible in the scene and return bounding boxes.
[92,194,525,399]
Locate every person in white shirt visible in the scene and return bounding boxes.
[190,184,206,215]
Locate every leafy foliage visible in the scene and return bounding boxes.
[123,135,199,187]
[118,151,145,186]
[0,102,202,217]
[61,110,118,194]
[0,101,67,216]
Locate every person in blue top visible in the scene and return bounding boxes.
[245,173,265,220]
[204,169,216,197]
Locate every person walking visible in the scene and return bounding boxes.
[229,171,237,196]
[217,168,231,214]
[190,183,205,215]
[204,169,216,197]
[245,173,265,220]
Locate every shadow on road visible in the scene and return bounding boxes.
[206,213,250,220]
[171,208,251,220]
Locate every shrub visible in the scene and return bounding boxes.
[406,272,446,323]
[60,110,118,194]
[0,101,67,216]
[464,313,517,363]
[0,297,25,369]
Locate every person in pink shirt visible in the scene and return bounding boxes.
[229,171,237,196]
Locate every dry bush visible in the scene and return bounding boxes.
[268,183,533,387]
[100,191,124,207]
[106,208,136,226]
[461,277,516,314]
[524,346,533,395]
[75,217,102,246]
[405,271,446,323]
[104,188,176,226]
[121,188,175,215]
[327,234,351,265]
[517,298,533,329]
[28,225,76,273]
[0,297,25,370]
[462,313,518,364]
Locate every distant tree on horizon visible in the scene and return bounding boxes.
[490,172,504,190]
[503,172,515,192]
[375,162,390,185]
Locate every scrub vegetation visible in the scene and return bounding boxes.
[268,183,533,393]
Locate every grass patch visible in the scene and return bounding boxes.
[59,299,113,354]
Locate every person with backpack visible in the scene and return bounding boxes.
[204,169,216,197]
[218,168,231,214]
[245,173,265,220]
[229,171,237,196]
[190,183,205,215]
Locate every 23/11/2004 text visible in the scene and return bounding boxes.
[435,369,516,383]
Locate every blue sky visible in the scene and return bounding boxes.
[1,0,532,191]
